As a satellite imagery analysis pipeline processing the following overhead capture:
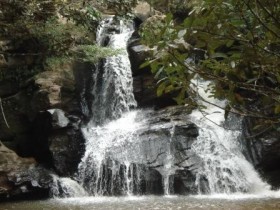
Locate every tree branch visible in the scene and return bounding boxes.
[0,97,9,128]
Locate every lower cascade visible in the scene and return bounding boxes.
[189,80,271,195]
[51,175,88,198]
[51,18,279,198]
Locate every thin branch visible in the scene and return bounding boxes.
[0,97,9,128]
[0,51,42,56]
[165,50,280,121]
[255,0,280,27]
[168,49,280,99]
[245,1,280,39]
[244,125,273,139]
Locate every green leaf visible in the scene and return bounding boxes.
[150,62,159,74]
[165,13,173,23]
[157,81,167,97]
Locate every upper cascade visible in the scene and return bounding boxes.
[90,17,137,125]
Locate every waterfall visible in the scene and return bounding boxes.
[77,17,143,196]
[53,17,279,198]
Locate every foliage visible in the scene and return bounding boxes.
[140,0,280,127]
[72,45,121,63]
[0,0,117,81]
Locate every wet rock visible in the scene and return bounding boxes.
[173,170,198,194]
[29,111,53,167]
[143,169,164,195]
[0,59,82,155]
[0,87,37,156]
[134,107,200,195]
[149,107,200,193]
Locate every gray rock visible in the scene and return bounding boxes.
[0,142,52,200]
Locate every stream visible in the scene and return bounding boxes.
[1,196,280,210]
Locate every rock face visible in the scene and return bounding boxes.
[1,13,280,201]
[0,60,82,152]
[134,106,200,194]
[0,56,87,199]
[0,142,52,200]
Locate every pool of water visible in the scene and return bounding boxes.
[1,195,280,210]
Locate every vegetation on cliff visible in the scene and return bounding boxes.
[0,0,122,83]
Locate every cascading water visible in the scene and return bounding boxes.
[189,79,271,194]
[55,17,280,199]
[90,17,136,125]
